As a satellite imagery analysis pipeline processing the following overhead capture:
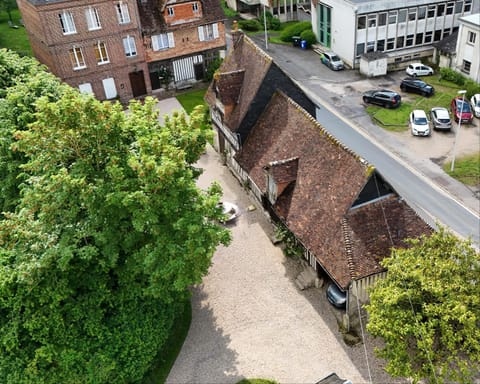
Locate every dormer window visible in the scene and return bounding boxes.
[192,2,199,12]
[167,7,174,16]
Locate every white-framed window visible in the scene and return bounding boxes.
[151,33,175,50]
[122,35,137,57]
[198,23,219,41]
[116,1,130,24]
[59,11,76,35]
[192,2,199,12]
[468,31,476,44]
[69,46,86,70]
[94,41,109,64]
[462,60,471,74]
[79,83,93,94]
[167,7,174,16]
[102,78,117,99]
[85,7,101,30]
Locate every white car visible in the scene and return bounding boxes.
[410,109,430,136]
[471,94,480,118]
[218,201,240,223]
[406,63,434,77]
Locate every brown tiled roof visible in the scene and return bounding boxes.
[236,91,371,289]
[216,70,245,107]
[344,194,433,285]
[137,0,226,34]
[205,33,272,131]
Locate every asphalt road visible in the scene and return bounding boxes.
[250,35,480,247]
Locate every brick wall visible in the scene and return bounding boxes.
[164,1,204,24]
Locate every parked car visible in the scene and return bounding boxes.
[451,96,474,123]
[410,109,430,136]
[406,63,434,77]
[471,93,480,118]
[321,51,344,71]
[315,373,353,384]
[430,107,452,131]
[400,78,434,97]
[326,283,346,309]
[362,89,401,108]
[218,201,240,223]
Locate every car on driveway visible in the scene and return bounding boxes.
[451,96,473,123]
[410,109,430,136]
[406,63,434,77]
[326,283,346,309]
[430,107,452,131]
[400,78,434,97]
[471,93,480,118]
[321,51,344,71]
[218,201,240,223]
[362,89,401,108]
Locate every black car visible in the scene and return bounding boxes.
[362,89,401,108]
[400,78,434,97]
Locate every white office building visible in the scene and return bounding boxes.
[311,0,479,69]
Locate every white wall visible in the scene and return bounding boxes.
[455,14,480,82]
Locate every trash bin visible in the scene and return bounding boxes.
[292,36,301,47]
[300,40,307,49]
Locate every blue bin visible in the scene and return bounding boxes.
[300,40,307,49]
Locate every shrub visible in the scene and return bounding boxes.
[300,29,317,48]
[205,57,223,82]
[280,21,312,42]
[440,67,480,98]
[258,11,281,31]
[238,19,262,31]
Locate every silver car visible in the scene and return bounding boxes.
[430,107,452,131]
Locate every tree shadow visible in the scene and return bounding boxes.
[166,288,242,384]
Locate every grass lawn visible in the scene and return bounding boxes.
[366,75,465,132]
[0,9,32,56]
[176,87,208,115]
[444,153,480,186]
[142,299,192,384]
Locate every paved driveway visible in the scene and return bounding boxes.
[166,145,398,384]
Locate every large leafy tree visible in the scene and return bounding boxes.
[0,79,230,382]
[366,227,480,384]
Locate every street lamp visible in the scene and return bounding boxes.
[451,89,467,172]
[263,4,268,50]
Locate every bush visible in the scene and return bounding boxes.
[205,57,223,82]
[300,29,317,48]
[280,21,312,42]
[238,19,262,31]
[258,11,281,31]
[440,67,480,98]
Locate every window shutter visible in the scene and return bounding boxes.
[151,35,159,51]
[167,32,175,48]
[198,26,204,41]
[213,23,219,39]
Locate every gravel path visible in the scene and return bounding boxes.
[166,145,402,384]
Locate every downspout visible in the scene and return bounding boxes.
[353,7,358,69]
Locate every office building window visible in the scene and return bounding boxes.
[94,41,109,64]
[396,36,404,48]
[455,1,463,13]
[388,11,396,24]
[462,60,471,73]
[116,2,130,24]
[85,7,101,30]
[59,11,76,34]
[418,6,426,19]
[416,33,423,45]
[406,34,414,46]
[468,31,476,44]
[464,0,472,12]
[387,37,395,50]
[425,31,433,43]
[446,1,454,14]
[408,8,416,21]
[378,13,386,26]
[122,35,137,57]
[377,39,385,51]
[434,30,442,41]
[357,15,366,29]
[428,5,436,17]
[398,9,407,23]
[69,47,85,69]
[437,4,445,16]
[368,14,376,28]
[356,43,365,56]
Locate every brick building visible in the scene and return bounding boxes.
[17,0,227,103]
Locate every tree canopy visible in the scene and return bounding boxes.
[0,50,230,383]
[366,227,480,384]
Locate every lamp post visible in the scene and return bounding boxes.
[451,89,467,172]
[263,4,268,50]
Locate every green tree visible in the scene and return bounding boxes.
[0,0,17,22]
[366,227,480,384]
[0,87,230,383]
